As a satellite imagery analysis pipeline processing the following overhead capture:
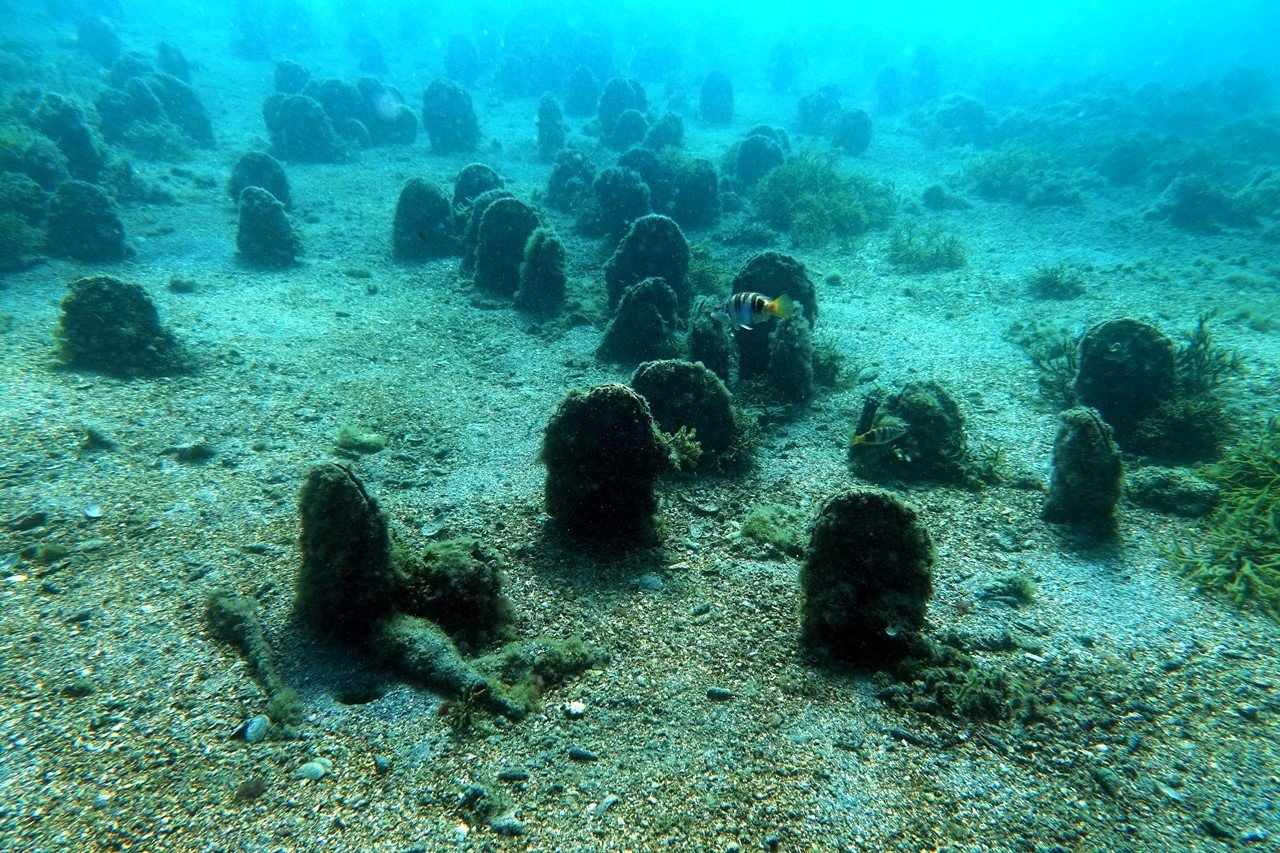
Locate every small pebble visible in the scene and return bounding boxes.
[497,769,530,782]
[596,793,620,815]
[373,754,392,775]
[83,503,103,520]
[234,777,266,802]
[241,715,270,744]
[635,572,664,591]
[568,745,599,762]
[1200,816,1233,840]
[295,758,332,781]
[707,686,734,702]
[489,813,524,836]
[1242,829,1269,843]
[92,793,110,809]
[1237,704,1260,721]
[459,784,487,807]
[564,701,586,719]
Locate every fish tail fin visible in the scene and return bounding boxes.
[770,294,796,319]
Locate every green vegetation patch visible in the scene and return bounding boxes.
[475,635,605,713]
[1172,420,1280,621]
[336,424,387,453]
[887,221,967,272]
[737,501,808,555]
[1026,263,1085,300]
[962,143,1081,207]
[754,149,895,248]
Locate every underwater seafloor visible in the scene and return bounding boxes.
[3,5,1280,853]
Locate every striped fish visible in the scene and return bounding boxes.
[712,292,796,330]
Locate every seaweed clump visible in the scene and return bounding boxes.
[753,149,894,248]
[962,143,1081,207]
[1172,421,1280,621]
[474,636,605,713]
[1151,174,1256,233]
[1006,322,1080,410]
[1027,263,1085,300]
[1130,314,1243,463]
[887,221,966,272]
[393,537,515,651]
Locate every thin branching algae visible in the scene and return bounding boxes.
[1171,420,1280,621]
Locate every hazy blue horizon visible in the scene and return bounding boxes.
[92,0,1279,100]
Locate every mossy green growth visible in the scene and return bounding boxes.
[981,573,1037,606]
[887,221,967,272]
[392,537,515,651]
[438,685,495,738]
[738,501,808,555]
[662,426,704,471]
[475,635,604,713]
[956,665,1026,722]
[205,589,303,725]
[335,424,386,453]
[888,638,1029,723]
[62,677,97,697]
[1171,420,1280,621]
[753,149,895,248]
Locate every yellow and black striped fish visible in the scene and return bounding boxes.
[851,424,908,447]
[712,292,796,330]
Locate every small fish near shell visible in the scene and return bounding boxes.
[851,424,908,447]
